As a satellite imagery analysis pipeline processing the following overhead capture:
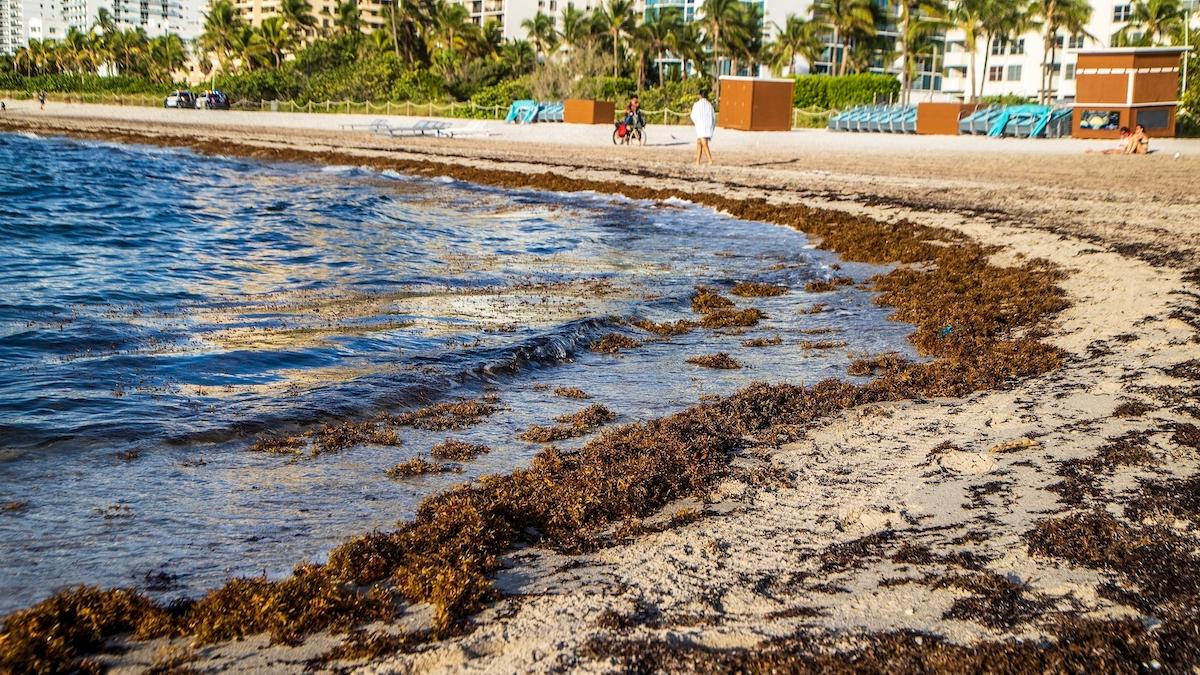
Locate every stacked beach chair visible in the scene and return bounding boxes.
[827,105,917,133]
[505,100,565,124]
[959,105,1075,138]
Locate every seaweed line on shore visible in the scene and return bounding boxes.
[0,122,1141,675]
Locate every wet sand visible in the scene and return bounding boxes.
[1,107,1198,673]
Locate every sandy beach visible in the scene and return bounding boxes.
[1,104,1198,673]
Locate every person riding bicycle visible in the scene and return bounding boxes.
[623,96,646,143]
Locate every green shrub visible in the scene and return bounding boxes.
[638,78,705,114]
[389,69,448,103]
[791,73,900,109]
[467,79,532,117]
[0,73,171,95]
[214,68,301,103]
[291,35,362,76]
[791,75,828,108]
[981,93,1031,105]
[301,54,404,103]
[571,76,635,102]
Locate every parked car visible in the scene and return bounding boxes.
[164,91,196,109]
[195,90,230,110]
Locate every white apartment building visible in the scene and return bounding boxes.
[942,0,1198,101]
[0,0,202,54]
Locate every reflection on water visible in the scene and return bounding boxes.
[0,133,915,613]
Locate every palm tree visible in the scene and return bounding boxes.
[431,0,471,52]
[667,20,705,79]
[500,39,537,73]
[333,0,361,35]
[149,34,187,82]
[642,7,682,84]
[894,0,948,103]
[1028,0,1092,102]
[975,0,1029,99]
[480,19,504,56]
[257,16,294,66]
[698,0,740,90]
[522,11,558,58]
[597,0,635,77]
[1119,0,1186,45]
[951,0,987,101]
[233,24,267,71]
[560,6,591,52]
[769,15,823,76]
[279,0,318,41]
[201,0,244,73]
[722,1,764,76]
[814,0,877,75]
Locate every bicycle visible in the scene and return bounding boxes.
[613,120,646,146]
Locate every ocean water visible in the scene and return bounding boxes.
[0,132,915,613]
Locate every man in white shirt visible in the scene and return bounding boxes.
[690,89,715,166]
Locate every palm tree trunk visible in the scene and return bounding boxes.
[967,37,977,102]
[832,27,841,76]
[978,33,990,99]
[900,7,910,104]
[390,2,402,61]
[613,31,619,77]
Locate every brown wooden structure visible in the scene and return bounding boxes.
[564,99,615,125]
[717,77,795,131]
[1071,47,1191,138]
[916,102,984,135]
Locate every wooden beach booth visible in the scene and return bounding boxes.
[718,77,795,131]
[917,102,985,135]
[564,99,615,124]
[1072,46,1192,139]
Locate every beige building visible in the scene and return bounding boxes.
[230,0,545,40]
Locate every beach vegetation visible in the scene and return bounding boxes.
[553,387,591,399]
[690,286,735,313]
[386,457,463,477]
[686,353,742,369]
[430,439,491,461]
[805,276,854,292]
[520,403,617,442]
[698,308,765,328]
[730,282,787,297]
[742,335,782,347]
[590,333,642,354]
[632,319,695,336]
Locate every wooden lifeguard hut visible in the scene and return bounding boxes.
[717,76,795,131]
[1071,46,1192,138]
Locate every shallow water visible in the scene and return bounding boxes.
[0,132,915,613]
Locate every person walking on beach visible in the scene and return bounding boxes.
[691,89,715,166]
[38,91,46,110]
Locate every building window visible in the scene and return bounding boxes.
[1007,65,1022,80]
[1054,34,1064,49]
[988,65,1003,81]
[1135,107,1170,130]
[990,38,1005,55]
[1113,4,1131,21]
[1009,38,1024,55]
[1068,34,1084,49]
[1064,63,1076,79]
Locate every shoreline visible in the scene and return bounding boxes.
[0,113,1198,673]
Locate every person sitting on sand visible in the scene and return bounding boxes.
[1087,127,1132,155]
[1129,123,1149,155]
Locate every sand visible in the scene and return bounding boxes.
[1,104,1198,673]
